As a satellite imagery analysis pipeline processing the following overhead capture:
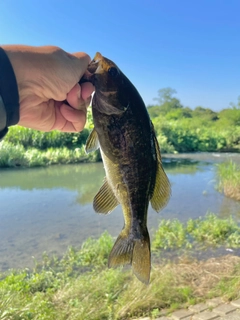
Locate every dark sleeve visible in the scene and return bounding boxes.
[0,47,20,141]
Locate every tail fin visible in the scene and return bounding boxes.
[108,228,151,284]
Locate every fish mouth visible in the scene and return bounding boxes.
[79,52,103,84]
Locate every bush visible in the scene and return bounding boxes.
[5,126,90,150]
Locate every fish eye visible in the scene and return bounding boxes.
[108,67,119,77]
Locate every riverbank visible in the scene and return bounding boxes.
[0,141,101,167]
[1,214,240,319]
[1,115,240,168]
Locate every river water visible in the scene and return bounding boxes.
[1,153,240,271]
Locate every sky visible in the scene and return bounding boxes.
[1,0,240,111]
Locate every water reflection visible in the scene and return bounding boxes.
[1,153,240,271]
[0,163,105,205]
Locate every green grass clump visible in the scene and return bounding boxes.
[0,142,27,167]
[216,161,240,201]
[211,262,240,300]
[5,125,90,150]
[187,214,240,246]
[152,213,240,250]
[152,219,189,249]
[0,142,89,167]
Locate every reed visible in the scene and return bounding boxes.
[216,161,240,201]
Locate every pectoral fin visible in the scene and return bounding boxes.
[85,128,99,154]
[93,178,119,214]
[151,134,171,212]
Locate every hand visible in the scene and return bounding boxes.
[3,45,94,132]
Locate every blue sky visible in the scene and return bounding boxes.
[1,0,240,111]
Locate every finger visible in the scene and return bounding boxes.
[66,82,94,110]
[60,121,81,132]
[81,82,95,101]
[59,103,86,131]
[67,83,81,108]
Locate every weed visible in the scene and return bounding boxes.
[216,161,240,201]
[153,213,240,250]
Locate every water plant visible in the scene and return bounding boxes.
[216,161,240,201]
[152,213,240,250]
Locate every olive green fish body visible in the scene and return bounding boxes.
[85,53,171,283]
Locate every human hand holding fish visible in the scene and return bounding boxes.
[0,45,171,284]
[2,45,94,132]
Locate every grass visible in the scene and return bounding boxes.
[152,213,240,250]
[0,142,100,167]
[1,214,240,319]
[1,115,240,168]
[216,161,240,201]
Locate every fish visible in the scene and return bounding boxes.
[84,52,171,284]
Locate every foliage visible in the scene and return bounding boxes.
[217,161,240,188]
[212,261,240,300]
[152,219,188,249]
[216,161,240,201]
[0,142,88,167]
[148,88,240,153]
[1,214,240,319]
[187,214,240,246]
[152,213,240,250]
[154,87,178,105]
[192,106,218,121]
[152,120,227,153]
[5,126,90,150]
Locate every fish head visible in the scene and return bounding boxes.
[82,53,128,115]
[89,52,122,92]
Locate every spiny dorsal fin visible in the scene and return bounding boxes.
[93,178,119,214]
[85,128,99,154]
[151,133,171,212]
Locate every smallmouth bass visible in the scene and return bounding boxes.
[84,53,171,284]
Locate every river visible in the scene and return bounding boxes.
[0,153,240,271]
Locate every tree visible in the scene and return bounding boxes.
[229,96,240,109]
[154,87,177,105]
[192,106,218,121]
